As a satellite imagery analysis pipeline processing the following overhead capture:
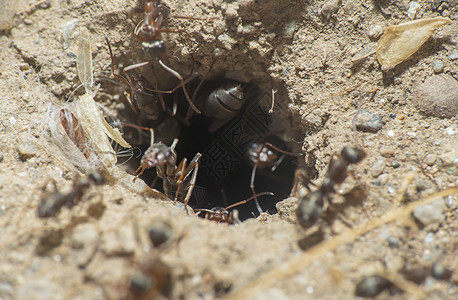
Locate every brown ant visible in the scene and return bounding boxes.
[122,0,201,114]
[247,142,302,214]
[295,146,366,228]
[105,35,195,117]
[194,191,274,225]
[37,173,105,218]
[133,129,201,211]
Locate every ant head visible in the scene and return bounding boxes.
[247,143,277,165]
[207,207,229,223]
[141,142,174,168]
[142,40,166,60]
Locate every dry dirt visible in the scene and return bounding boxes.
[0,0,457,299]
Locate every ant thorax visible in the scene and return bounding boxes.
[142,40,166,60]
[141,143,175,168]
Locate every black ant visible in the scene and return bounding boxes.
[122,0,201,114]
[247,142,302,214]
[295,146,366,228]
[37,173,105,218]
[133,129,201,211]
[194,191,274,225]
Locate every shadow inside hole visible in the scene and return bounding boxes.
[121,77,298,221]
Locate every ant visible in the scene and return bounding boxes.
[295,146,366,228]
[37,173,105,218]
[105,35,195,117]
[133,129,201,211]
[194,191,274,225]
[186,77,248,132]
[247,142,302,214]
[122,0,201,114]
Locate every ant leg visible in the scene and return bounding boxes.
[265,142,303,157]
[173,158,188,203]
[250,163,264,214]
[132,165,145,182]
[104,35,140,113]
[158,59,201,114]
[123,60,151,73]
[182,153,201,211]
[150,175,159,189]
[225,192,274,210]
[150,65,167,112]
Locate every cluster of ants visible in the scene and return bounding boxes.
[42,1,367,227]
[101,0,369,225]
[101,0,304,224]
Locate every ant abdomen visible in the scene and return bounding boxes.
[204,82,245,119]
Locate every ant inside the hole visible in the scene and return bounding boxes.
[247,141,303,214]
[133,129,201,212]
[295,146,366,228]
[194,191,274,225]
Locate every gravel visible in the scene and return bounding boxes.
[412,199,446,226]
[354,109,384,133]
[413,74,458,118]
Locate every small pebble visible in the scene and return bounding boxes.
[321,0,341,20]
[217,34,237,50]
[386,236,400,248]
[424,154,437,166]
[441,9,450,17]
[355,275,393,297]
[400,264,427,284]
[354,109,384,133]
[23,18,33,25]
[378,174,389,185]
[448,49,458,60]
[431,262,452,281]
[367,25,384,40]
[225,3,239,20]
[412,199,446,226]
[302,110,325,129]
[415,179,432,191]
[371,159,386,177]
[407,2,421,20]
[0,154,4,162]
[414,74,458,118]
[17,134,38,161]
[432,60,444,74]
[380,147,395,157]
[391,161,401,168]
[19,63,30,71]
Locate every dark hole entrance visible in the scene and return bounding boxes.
[118,76,298,221]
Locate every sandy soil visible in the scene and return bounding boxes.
[0,0,457,299]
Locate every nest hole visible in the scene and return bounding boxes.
[116,73,304,221]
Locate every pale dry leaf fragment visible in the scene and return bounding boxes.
[101,117,131,148]
[376,17,450,71]
[77,26,94,93]
[72,26,131,168]
[351,43,377,64]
